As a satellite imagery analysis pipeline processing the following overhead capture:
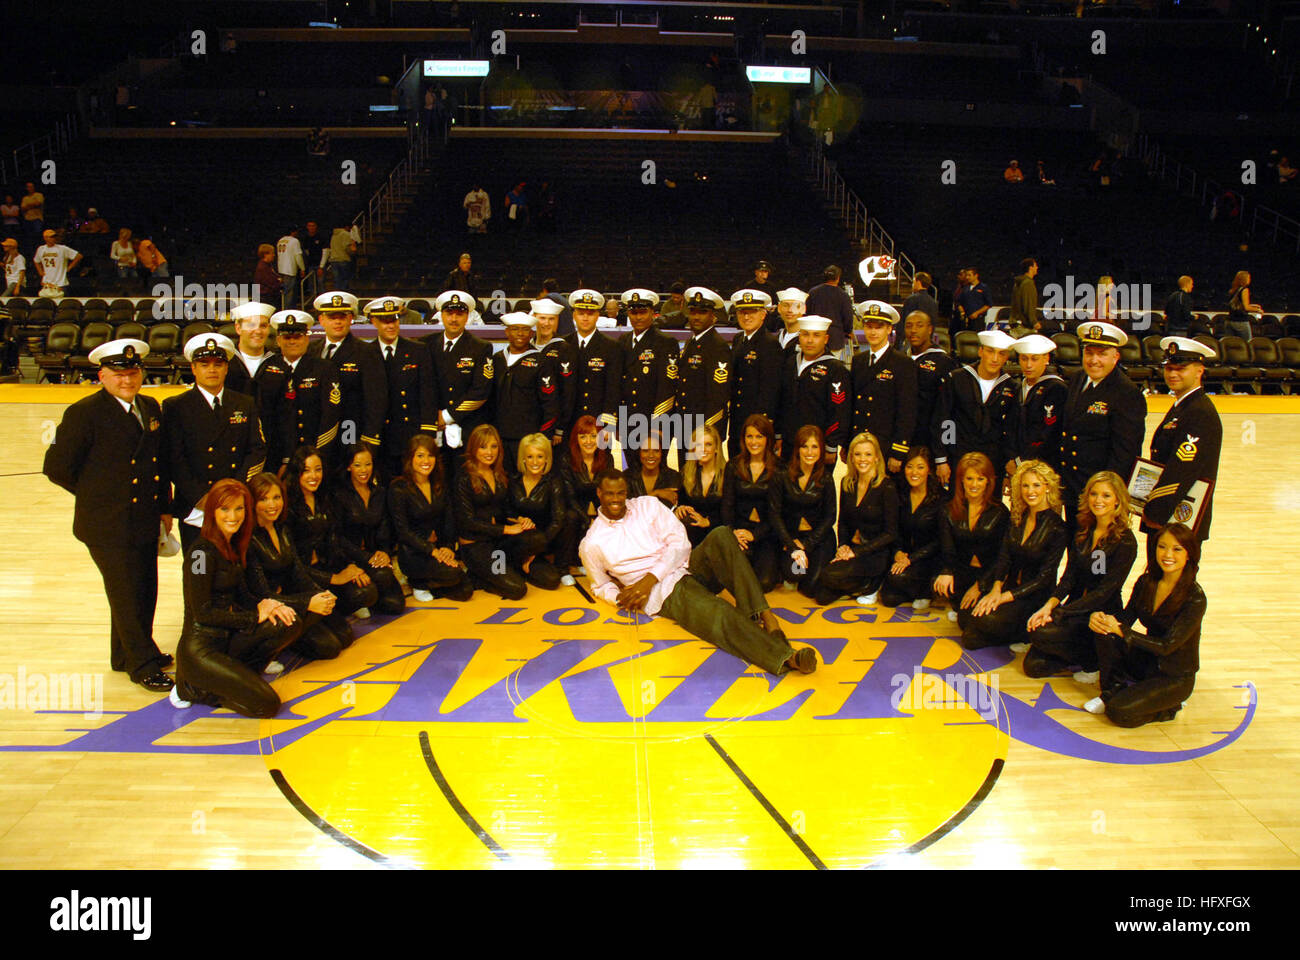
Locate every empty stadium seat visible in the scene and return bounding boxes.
[954,331,980,365]
[1251,337,1288,394]
[35,323,80,383]
[69,321,115,378]
[1220,336,1262,394]
[1194,335,1232,392]
[114,321,147,342]
[1276,338,1300,394]
[1119,339,1151,385]
[143,323,182,382]
[1051,332,1082,379]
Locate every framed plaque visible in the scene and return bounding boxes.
[1128,457,1213,533]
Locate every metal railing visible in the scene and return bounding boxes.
[4,113,81,184]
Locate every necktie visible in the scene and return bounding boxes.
[385,345,394,362]
[128,401,143,431]
[213,395,221,416]
[325,342,337,361]
[445,339,453,353]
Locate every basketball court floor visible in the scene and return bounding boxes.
[1,385,1296,869]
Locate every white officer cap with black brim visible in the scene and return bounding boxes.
[568,288,606,311]
[684,286,726,311]
[620,288,660,309]
[312,291,359,314]
[501,311,538,329]
[363,296,407,319]
[1077,321,1128,348]
[184,332,237,362]
[229,301,275,324]
[977,330,1018,351]
[436,290,476,314]
[1160,336,1217,364]
[1012,334,1057,355]
[89,338,149,369]
[855,300,902,324]
[270,310,315,333]
[796,316,833,332]
[730,288,773,310]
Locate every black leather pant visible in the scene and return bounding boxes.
[1096,632,1196,727]
[460,536,530,601]
[176,617,307,719]
[778,537,834,599]
[1023,615,1100,676]
[812,547,891,605]
[958,588,1051,650]
[879,559,935,608]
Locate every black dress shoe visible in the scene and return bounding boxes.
[136,672,174,692]
[790,646,817,675]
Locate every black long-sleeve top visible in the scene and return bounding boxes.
[625,465,682,507]
[769,469,838,553]
[939,501,1011,578]
[247,522,320,612]
[837,480,899,558]
[454,470,512,541]
[981,509,1068,598]
[559,456,601,517]
[507,471,566,543]
[387,477,456,559]
[721,461,775,541]
[287,493,370,574]
[332,483,394,556]
[183,536,260,634]
[1116,576,1205,678]
[1051,527,1138,618]
[897,488,944,566]
[679,468,724,531]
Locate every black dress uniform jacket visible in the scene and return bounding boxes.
[536,337,577,438]
[777,352,849,453]
[259,353,341,468]
[369,337,439,458]
[1014,374,1069,469]
[910,348,957,450]
[1142,387,1221,539]
[224,351,281,414]
[728,330,783,454]
[162,387,266,518]
[310,333,387,448]
[44,389,169,546]
[565,330,623,432]
[494,348,561,442]
[425,330,495,436]
[387,477,458,580]
[676,326,732,437]
[850,346,918,461]
[1057,367,1147,494]
[618,328,678,423]
[934,366,1018,470]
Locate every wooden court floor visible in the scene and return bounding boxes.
[1,385,1297,869]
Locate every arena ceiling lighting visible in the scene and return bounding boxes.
[745,66,812,84]
[423,60,490,78]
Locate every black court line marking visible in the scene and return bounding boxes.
[0,471,41,478]
[418,730,513,863]
[269,768,397,867]
[703,732,827,870]
[895,757,1005,859]
[572,580,595,603]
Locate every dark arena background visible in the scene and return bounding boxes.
[0,0,1295,906]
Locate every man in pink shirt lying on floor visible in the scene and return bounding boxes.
[579,467,817,675]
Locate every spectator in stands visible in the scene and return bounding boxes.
[254,244,283,307]
[276,227,305,310]
[34,229,83,298]
[1164,276,1194,336]
[1094,276,1116,321]
[0,195,18,233]
[955,267,992,332]
[110,228,136,282]
[443,252,477,297]
[504,183,529,229]
[1003,160,1024,184]
[902,271,939,327]
[1278,156,1297,185]
[136,233,168,281]
[302,220,327,285]
[61,207,83,241]
[1036,160,1055,186]
[1226,270,1260,340]
[601,298,624,325]
[325,223,358,292]
[463,183,491,234]
[950,268,970,341]
[3,238,25,295]
[80,208,109,234]
[1009,258,1039,338]
[660,281,688,329]
[21,182,44,252]
[740,259,776,305]
[806,265,857,361]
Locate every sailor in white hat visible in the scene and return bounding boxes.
[1011,333,1068,465]
[850,298,915,470]
[496,312,561,474]
[677,286,732,438]
[774,287,808,355]
[311,290,384,454]
[42,336,176,692]
[776,316,849,461]
[227,300,277,397]
[565,287,621,436]
[933,327,1019,489]
[529,298,575,442]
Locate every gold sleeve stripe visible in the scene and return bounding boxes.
[456,399,486,411]
[1148,483,1179,499]
[360,435,380,446]
[705,411,723,426]
[653,398,675,416]
[599,413,618,426]
[317,425,339,447]
[246,462,265,481]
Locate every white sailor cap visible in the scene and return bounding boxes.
[436,290,476,313]
[855,300,901,324]
[530,298,564,317]
[1012,334,1057,355]
[501,311,537,329]
[776,287,808,305]
[363,296,407,318]
[797,316,833,332]
[184,332,237,362]
[568,288,606,310]
[684,286,726,310]
[620,288,660,309]
[89,338,149,368]
[229,301,275,323]
[270,310,314,333]
[730,288,773,309]
[1160,336,1216,363]
[977,330,1018,351]
[1077,321,1128,347]
[313,290,359,314]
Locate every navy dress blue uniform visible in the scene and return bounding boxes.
[617,326,678,468]
[43,372,172,683]
[727,329,783,459]
[1057,366,1146,511]
[1142,385,1221,543]
[566,329,623,434]
[536,336,577,441]
[224,352,281,413]
[910,347,956,451]
[1014,373,1068,470]
[850,345,917,463]
[310,332,387,455]
[259,353,341,470]
[494,347,561,474]
[676,326,732,440]
[777,352,849,456]
[934,365,1019,486]
[370,336,439,478]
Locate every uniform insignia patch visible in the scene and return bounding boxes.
[1043,404,1056,425]
[712,361,729,383]
[878,368,894,381]
[1176,435,1198,462]
[666,362,678,379]
[483,359,495,380]
[1173,500,1194,522]
[831,382,846,404]
[1086,400,1109,415]
[148,418,160,431]
[561,362,571,374]
[341,362,358,372]
[456,357,474,371]
[329,383,341,405]
[589,358,604,371]
[230,410,247,425]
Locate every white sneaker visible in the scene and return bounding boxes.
[560,574,576,587]
[946,609,958,622]
[353,606,371,620]
[1009,642,1030,653]
[783,581,797,591]
[911,599,930,611]
[855,592,879,606]
[264,661,285,676]
[1083,696,1106,715]
[576,566,587,577]
[1073,670,1100,685]
[412,589,434,602]
[169,686,192,709]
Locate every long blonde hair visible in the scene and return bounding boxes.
[842,432,885,492]
[1009,459,1063,525]
[682,424,726,496]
